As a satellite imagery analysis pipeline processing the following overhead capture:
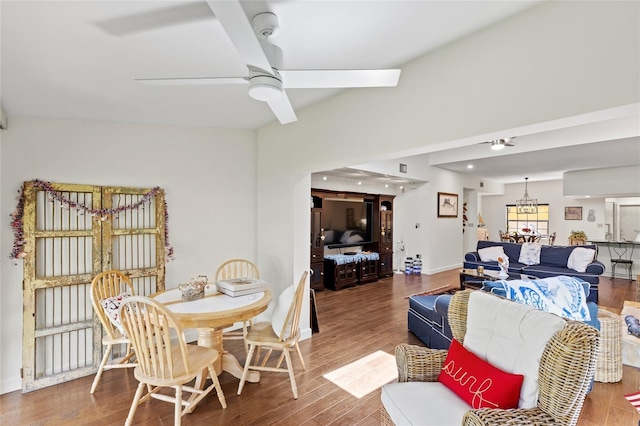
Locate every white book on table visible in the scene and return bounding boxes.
[215,278,268,296]
[217,286,267,297]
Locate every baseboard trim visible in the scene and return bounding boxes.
[426,263,463,275]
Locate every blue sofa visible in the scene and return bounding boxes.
[408,278,600,350]
[464,240,605,303]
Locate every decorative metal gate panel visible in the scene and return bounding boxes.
[21,181,166,392]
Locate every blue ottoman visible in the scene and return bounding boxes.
[408,294,453,349]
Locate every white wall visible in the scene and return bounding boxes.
[564,165,640,198]
[0,118,256,393]
[462,188,479,254]
[394,185,431,272]
[392,165,484,274]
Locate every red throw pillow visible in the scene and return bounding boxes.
[438,339,524,410]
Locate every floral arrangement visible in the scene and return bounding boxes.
[570,230,587,240]
[9,179,174,262]
[522,227,532,233]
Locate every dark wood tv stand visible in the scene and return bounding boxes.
[359,256,379,284]
[323,253,381,290]
[324,258,358,290]
[311,189,395,291]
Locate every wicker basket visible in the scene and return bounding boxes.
[594,308,623,383]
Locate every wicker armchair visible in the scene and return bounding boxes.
[381,290,599,426]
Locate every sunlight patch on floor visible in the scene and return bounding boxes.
[323,350,397,398]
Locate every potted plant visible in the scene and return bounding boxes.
[569,230,587,245]
[570,230,587,240]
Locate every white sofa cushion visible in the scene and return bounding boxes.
[567,247,596,272]
[478,245,505,262]
[463,291,566,409]
[381,381,470,426]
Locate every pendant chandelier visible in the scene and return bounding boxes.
[516,177,538,214]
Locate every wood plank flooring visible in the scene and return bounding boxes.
[1,269,639,425]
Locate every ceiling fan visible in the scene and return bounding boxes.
[135,1,401,125]
[481,137,517,151]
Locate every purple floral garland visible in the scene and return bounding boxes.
[9,179,175,261]
[9,186,27,260]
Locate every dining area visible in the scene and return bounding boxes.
[499,229,555,244]
[90,260,309,425]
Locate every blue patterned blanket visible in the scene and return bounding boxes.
[324,253,380,265]
[494,276,591,321]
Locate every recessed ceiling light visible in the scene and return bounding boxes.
[399,186,404,190]
[385,184,389,188]
[467,164,474,169]
[322,176,327,181]
[357,181,362,185]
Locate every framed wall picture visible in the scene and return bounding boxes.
[438,192,458,218]
[565,206,583,220]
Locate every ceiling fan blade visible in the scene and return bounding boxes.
[279,69,401,89]
[206,0,273,75]
[135,77,248,86]
[266,92,297,124]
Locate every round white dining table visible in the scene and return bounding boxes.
[153,285,272,385]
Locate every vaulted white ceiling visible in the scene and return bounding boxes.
[1,1,537,129]
[2,1,638,184]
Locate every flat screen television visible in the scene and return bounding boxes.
[322,199,373,248]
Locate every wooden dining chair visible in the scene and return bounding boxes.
[237,271,308,399]
[513,233,525,243]
[215,258,260,350]
[120,296,227,425]
[89,270,137,394]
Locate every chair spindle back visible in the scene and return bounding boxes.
[215,259,260,280]
[119,296,191,380]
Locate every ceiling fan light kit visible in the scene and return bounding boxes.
[491,140,506,151]
[248,72,283,101]
[487,137,516,151]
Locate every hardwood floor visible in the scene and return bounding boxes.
[1,269,639,425]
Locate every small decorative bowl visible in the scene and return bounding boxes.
[178,283,204,301]
[178,281,205,302]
